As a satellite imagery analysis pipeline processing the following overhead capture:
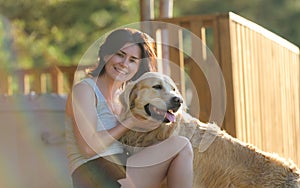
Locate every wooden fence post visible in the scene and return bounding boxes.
[50,66,64,94]
[216,14,237,137]
[0,69,9,95]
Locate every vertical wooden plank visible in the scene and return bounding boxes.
[64,71,74,93]
[168,27,186,100]
[16,71,26,94]
[258,33,265,151]
[228,20,241,138]
[205,18,226,126]
[7,75,13,95]
[250,29,263,149]
[294,49,299,161]
[246,26,253,145]
[246,26,256,145]
[155,28,164,73]
[32,70,42,94]
[257,32,264,149]
[40,73,48,93]
[235,22,247,141]
[0,69,9,95]
[277,43,286,156]
[24,74,30,94]
[295,51,300,165]
[216,14,236,135]
[260,33,271,153]
[189,21,211,121]
[263,36,272,152]
[242,24,252,143]
[272,42,282,154]
[50,66,64,94]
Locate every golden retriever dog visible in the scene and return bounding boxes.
[119,72,300,188]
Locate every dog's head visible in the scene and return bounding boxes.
[119,72,185,124]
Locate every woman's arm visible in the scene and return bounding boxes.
[69,82,160,158]
[69,82,130,158]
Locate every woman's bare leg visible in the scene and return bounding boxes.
[118,136,193,188]
[167,139,193,188]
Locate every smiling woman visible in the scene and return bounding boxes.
[88,28,157,81]
[65,28,194,188]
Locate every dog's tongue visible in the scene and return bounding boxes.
[166,112,176,122]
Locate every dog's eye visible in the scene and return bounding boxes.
[152,84,163,90]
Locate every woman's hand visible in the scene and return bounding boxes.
[121,115,161,132]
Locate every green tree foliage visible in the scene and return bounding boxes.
[0,0,299,69]
[0,0,140,68]
[0,15,14,69]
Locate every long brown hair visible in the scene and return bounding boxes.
[88,28,157,81]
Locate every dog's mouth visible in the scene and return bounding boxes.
[144,103,176,123]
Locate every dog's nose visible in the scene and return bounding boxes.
[171,96,183,107]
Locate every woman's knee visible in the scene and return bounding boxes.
[181,138,193,158]
[169,136,193,157]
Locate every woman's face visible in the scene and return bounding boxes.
[104,43,142,82]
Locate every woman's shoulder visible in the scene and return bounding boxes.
[72,77,104,104]
[72,79,95,96]
[73,77,95,88]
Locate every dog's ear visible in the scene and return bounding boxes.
[119,81,137,116]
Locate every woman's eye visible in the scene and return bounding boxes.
[152,85,162,90]
[130,58,139,63]
[116,52,124,57]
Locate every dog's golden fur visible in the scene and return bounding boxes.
[119,72,300,188]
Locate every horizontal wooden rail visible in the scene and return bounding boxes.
[0,65,90,95]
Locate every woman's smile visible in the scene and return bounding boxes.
[113,65,129,75]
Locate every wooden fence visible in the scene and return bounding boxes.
[152,12,300,165]
[0,65,89,95]
[0,12,299,165]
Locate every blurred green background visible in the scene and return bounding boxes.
[0,0,299,69]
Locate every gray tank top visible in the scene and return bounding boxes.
[65,78,124,174]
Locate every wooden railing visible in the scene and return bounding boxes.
[0,65,89,95]
[152,12,300,165]
[229,13,299,164]
[0,12,299,165]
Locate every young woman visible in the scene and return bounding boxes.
[65,28,194,188]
